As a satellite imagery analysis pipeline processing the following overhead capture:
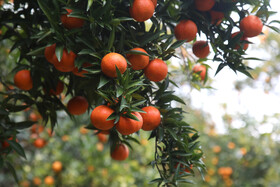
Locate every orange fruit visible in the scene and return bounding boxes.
[140,106,161,131]
[144,59,168,82]
[32,177,41,186]
[53,48,77,72]
[101,53,127,78]
[20,180,30,187]
[90,105,115,130]
[240,15,263,37]
[175,163,193,173]
[44,44,57,64]
[14,70,33,91]
[97,133,107,143]
[195,0,216,11]
[126,48,149,70]
[231,31,249,50]
[130,0,155,22]
[33,138,46,148]
[44,176,54,186]
[49,80,64,95]
[72,62,91,77]
[116,112,143,135]
[80,126,89,134]
[100,130,110,135]
[193,64,207,81]
[30,124,44,134]
[111,143,129,161]
[52,161,63,173]
[67,96,89,115]
[61,9,84,29]
[210,10,224,25]
[1,137,13,149]
[174,20,197,42]
[192,41,210,59]
[151,0,157,8]
[29,112,42,122]
[227,142,235,149]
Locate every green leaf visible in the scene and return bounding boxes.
[107,27,115,50]
[5,161,19,183]
[11,121,36,130]
[27,46,46,56]
[7,140,26,159]
[55,44,64,62]
[98,75,110,89]
[166,128,178,141]
[149,178,163,184]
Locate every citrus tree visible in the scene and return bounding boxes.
[0,0,278,186]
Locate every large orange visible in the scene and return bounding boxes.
[111,143,129,161]
[144,59,168,82]
[33,138,46,148]
[90,105,115,130]
[231,32,249,50]
[67,96,89,115]
[44,176,54,186]
[195,0,216,11]
[14,69,33,91]
[193,64,207,81]
[61,9,84,29]
[53,48,77,72]
[101,53,127,78]
[174,20,197,42]
[116,112,143,135]
[140,106,161,131]
[130,0,155,22]
[72,62,92,77]
[44,44,57,64]
[49,80,64,95]
[210,10,224,25]
[240,15,263,38]
[126,48,149,70]
[192,41,210,59]
[52,161,63,173]
[151,0,157,8]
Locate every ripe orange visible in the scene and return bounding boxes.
[174,20,197,42]
[231,32,249,50]
[116,112,143,135]
[67,96,89,115]
[33,138,46,148]
[100,130,110,135]
[111,143,129,161]
[192,41,210,59]
[151,0,157,8]
[52,161,63,173]
[175,163,193,173]
[44,44,57,64]
[101,53,127,78]
[30,124,44,134]
[61,9,84,29]
[144,59,168,82]
[195,0,216,11]
[1,137,13,149]
[130,0,155,22]
[32,177,41,186]
[14,70,33,91]
[49,80,64,95]
[97,133,107,143]
[72,62,91,77]
[140,106,161,131]
[192,64,207,81]
[53,48,77,72]
[44,176,54,186]
[240,15,263,37]
[29,112,42,121]
[210,10,224,25]
[126,48,149,70]
[90,105,115,130]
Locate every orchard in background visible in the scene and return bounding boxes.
[0,0,279,186]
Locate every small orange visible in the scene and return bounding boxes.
[240,15,263,37]
[140,106,161,131]
[144,59,168,82]
[44,44,57,64]
[130,0,155,22]
[192,64,207,81]
[30,124,44,134]
[14,70,33,91]
[192,41,210,59]
[29,112,42,122]
[1,137,13,149]
[53,48,77,72]
[49,80,64,95]
[195,0,216,11]
[210,10,224,25]
[32,177,41,186]
[231,32,249,50]
[33,138,46,148]
[174,20,197,42]
[90,105,115,130]
[111,143,129,161]
[72,62,92,77]
[101,53,127,78]
[52,161,63,173]
[67,96,89,115]
[44,176,54,186]
[175,163,193,173]
[116,112,143,135]
[97,133,107,143]
[61,9,84,29]
[126,48,149,70]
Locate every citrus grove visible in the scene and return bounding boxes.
[0,0,278,186]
